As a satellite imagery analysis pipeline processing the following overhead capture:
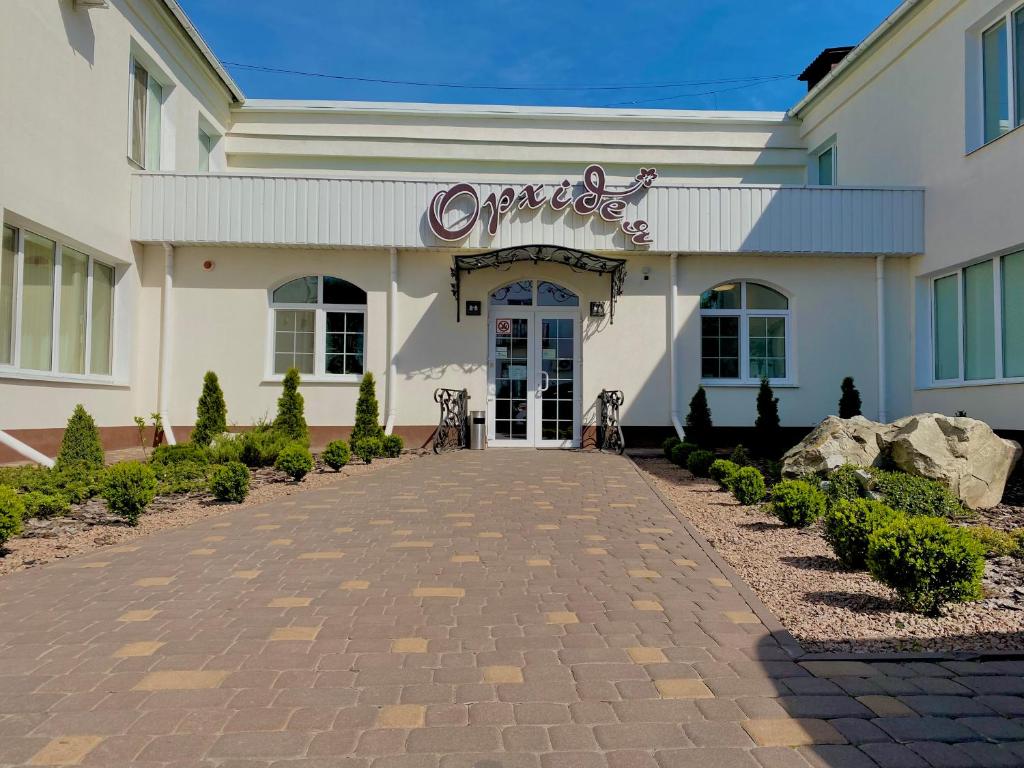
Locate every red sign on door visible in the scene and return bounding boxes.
[496,319,512,335]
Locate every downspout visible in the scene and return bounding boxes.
[876,255,888,423]
[0,430,54,468]
[158,243,177,445]
[384,247,398,435]
[669,253,685,439]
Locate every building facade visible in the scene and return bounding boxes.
[0,0,1020,461]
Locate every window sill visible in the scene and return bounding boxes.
[0,368,128,388]
[701,379,799,388]
[260,375,362,385]
[915,377,1024,391]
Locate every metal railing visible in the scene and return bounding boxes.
[432,388,469,453]
[598,390,625,454]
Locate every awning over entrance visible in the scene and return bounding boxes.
[451,245,627,322]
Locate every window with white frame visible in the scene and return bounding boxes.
[0,223,115,377]
[700,281,790,383]
[932,250,1024,383]
[816,144,838,186]
[270,276,366,378]
[979,6,1024,145]
[128,58,163,168]
[198,127,214,172]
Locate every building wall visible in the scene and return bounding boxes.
[796,0,1024,428]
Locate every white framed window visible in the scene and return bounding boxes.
[268,275,366,380]
[930,250,1024,384]
[972,4,1024,148]
[0,223,115,379]
[700,281,791,384]
[128,58,163,169]
[198,126,215,172]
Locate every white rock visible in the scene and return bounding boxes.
[781,416,893,478]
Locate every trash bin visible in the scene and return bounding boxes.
[469,410,486,450]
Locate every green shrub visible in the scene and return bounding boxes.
[351,372,384,446]
[102,462,157,525]
[275,443,314,481]
[353,437,382,464]
[684,386,714,448]
[0,486,25,545]
[209,461,250,502]
[967,525,1019,559]
[729,444,751,466]
[769,480,827,528]
[838,376,862,419]
[0,465,99,505]
[209,433,243,465]
[153,460,209,496]
[151,443,211,466]
[822,498,901,569]
[55,404,104,471]
[381,434,404,458]
[709,459,739,489]
[1012,529,1024,559]
[20,491,70,519]
[825,464,863,507]
[753,378,782,458]
[687,449,716,477]
[191,371,228,447]
[670,442,698,467]
[237,426,289,468]
[730,466,767,506]
[274,368,309,445]
[662,436,681,460]
[870,469,964,519]
[322,440,351,471]
[866,516,985,615]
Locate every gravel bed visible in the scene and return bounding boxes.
[0,452,424,577]
[634,456,1024,654]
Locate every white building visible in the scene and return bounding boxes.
[0,0,1021,460]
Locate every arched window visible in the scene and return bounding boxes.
[700,281,790,382]
[270,276,366,378]
[488,280,579,307]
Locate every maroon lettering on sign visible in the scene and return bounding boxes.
[425,165,659,246]
[428,183,480,241]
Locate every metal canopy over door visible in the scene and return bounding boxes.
[487,280,581,448]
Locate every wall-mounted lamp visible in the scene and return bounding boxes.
[589,301,606,318]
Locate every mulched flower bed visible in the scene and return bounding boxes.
[635,455,1024,654]
[0,452,425,577]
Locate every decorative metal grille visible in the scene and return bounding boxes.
[597,389,625,454]
[432,388,469,453]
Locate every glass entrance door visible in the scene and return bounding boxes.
[536,316,578,448]
[491,314,532,445]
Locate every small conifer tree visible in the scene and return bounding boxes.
[191,371,227,446]
[754,377,782,457]
[274,368,309,445]
[56,404,105,470]
[838,376,863,419]
[684,386,714,448]
[351,372,384,446]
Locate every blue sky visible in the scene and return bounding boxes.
[180,0,897,111]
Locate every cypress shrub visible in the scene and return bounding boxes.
[730,466,767,506]
[209,461,250,502]
[684,386,714,448]
[102,462,157,526]
[768,479,827,528]
[0,486,25,545]
[275,443,314,481]
[687,449,716,478]
[838,376,862,419]
[729,444,751,466]
[322,440,351,471]
[753,378,781,457]
[192,371,227,447]
[823,498,902,569]
[274,368,309,445]
[351,372,384,445]
[56,404,105,471]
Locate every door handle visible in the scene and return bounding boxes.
[539,370,550,392]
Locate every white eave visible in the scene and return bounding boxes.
[159,0,244,103]
[788,0,925,118]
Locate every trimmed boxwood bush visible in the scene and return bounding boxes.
[209,461,250,502]
[825,464,863,507]
[822,498,901,569]
[730,466,767,506]
[709,459,739,489]
[209,434,243,465]
[237,427,289,468]
[0,486,25,545]
[687,449,715,478]
[768,479,827,528]
[20,491,71,519]
[662,436,681,460]
[322,440,351,471]
[153,460,209,495]
[102,462,157,525]
[275,443,314,481]
[870,469,964,519]
[353,437,383,464]
[867,515,985,615]
[381,434,404,458]
[670,442,698,467]
[56,404,105,471]
[151,443,211,466]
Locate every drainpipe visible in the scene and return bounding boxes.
[0,430,54,468]
[384,247,398,435]
[158,243,177,445]
[876,255,888,423]
[669,253,685,439]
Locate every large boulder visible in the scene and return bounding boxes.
[782,416,893,478]
[888,414,1022,510]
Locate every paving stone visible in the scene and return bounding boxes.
[872,716,983,744]
[859,742,930,768]
[828,717,895,745]
[796,745,879,768]
[897,695,994,717]
[655,748,760,767]
[776,695,873,719]
[742,719,847,747]
[906,741,980,768]
[955,715,1024,741]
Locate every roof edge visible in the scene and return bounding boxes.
[159,0,244,103]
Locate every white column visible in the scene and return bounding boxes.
[876,255,888,423]
[158,243,177,444]
[669,253,685,438]
[384,247,398,435]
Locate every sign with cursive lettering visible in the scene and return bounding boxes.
[427,165,658,246]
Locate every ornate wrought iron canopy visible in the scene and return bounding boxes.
[450,245,627,322]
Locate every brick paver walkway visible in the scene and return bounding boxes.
[1,451,1024,768]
